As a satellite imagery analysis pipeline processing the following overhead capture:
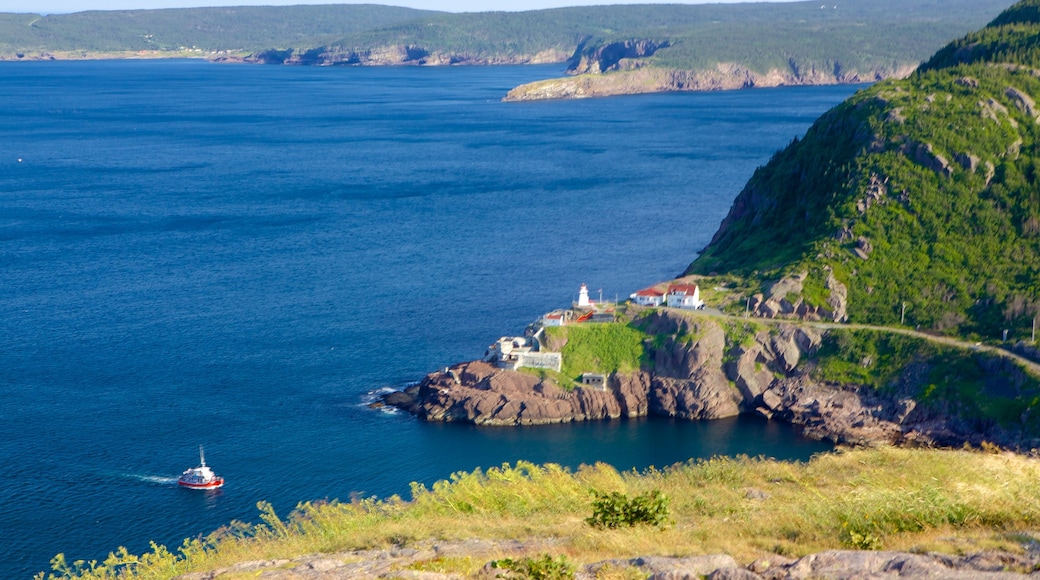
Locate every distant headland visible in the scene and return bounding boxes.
[1,0,1012,100]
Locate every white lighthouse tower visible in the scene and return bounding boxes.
[577,283,591,308]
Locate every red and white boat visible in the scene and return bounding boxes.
[177,446,224,489]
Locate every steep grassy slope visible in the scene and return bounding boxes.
[688,0,1040,340]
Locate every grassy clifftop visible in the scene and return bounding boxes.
[688,0,1040,340]
[36,447,1040,578]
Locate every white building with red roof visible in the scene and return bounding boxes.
[629,287,666,307]
[667,283,704,310]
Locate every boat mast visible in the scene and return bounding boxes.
[199,444,206,467]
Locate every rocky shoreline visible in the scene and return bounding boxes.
[380,309,1033,450]
[501,64,917,102]
[175,538,1040,579]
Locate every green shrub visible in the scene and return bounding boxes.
[489,554,574,580]
[585,490,669,529]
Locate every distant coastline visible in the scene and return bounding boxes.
[0,0,1009,101]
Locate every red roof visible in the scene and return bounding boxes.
[668,284,699,295]
[634,288,665,297]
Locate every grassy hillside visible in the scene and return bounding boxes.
[299,0,1011,72]
[0,5,438,54]
[688,0,1040,340]
[1,0,1010,73]
[35,447,1040,579]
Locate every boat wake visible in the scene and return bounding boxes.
[125,473,179,485]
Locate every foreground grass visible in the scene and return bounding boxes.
[40,447,1040,579]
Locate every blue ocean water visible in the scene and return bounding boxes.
[0,60,859,578]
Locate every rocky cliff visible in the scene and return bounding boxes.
[503,62,916,101]
[382,310,1036,449]
[231,45,570,66]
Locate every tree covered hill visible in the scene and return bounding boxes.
[255,0,1013,73]
[0,5,439,54]
[688,0,1040,341]
[0,0,1011,76]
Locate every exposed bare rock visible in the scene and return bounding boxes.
[383,311,1022,448]
[568,39,669,74]
[901,140,952,177]
[755,272,806,319]
[824,269,848,323]
[750,270,843,323]
[761,376,903,445]
[853,236,873,260]
[246,45,570,67]
[1006,86,1039,122]
[885,107,905,124]
[856,174,888,214]
[503,63,916,102]
[729,343,775,402]
[627,555,740,580]
[653,322,726,378]
[777,550,1032,579]
[955,151,980,172]
[980,97,1017,127]
[651,373,741,420]
[179,541,1040,579]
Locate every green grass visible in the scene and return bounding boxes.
[547,323,648,382]
[812,329,1040,435]
[687,0,1040,340]
[36,448,1040,579]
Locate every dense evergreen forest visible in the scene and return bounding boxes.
[0,0,1011,79]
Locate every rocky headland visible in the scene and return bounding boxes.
[381,308,1037,450]
[502,63,917,102]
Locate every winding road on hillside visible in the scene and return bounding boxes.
[686,307,1040,379]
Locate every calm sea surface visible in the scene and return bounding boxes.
[0,60,858,578]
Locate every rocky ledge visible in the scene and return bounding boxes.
[175,538,1040,579]
[502,63,916,102]
[381,310,1033,449]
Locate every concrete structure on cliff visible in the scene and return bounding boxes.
[483,330,562,372]
[485,284,620,373]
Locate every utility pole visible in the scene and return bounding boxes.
[900,302,907,326]
[745,297,750,318]
[1033,315,1036,343]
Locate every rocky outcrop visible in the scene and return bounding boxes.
[383,360,649,426]
[380,311,1031,448]
[242,45,570,66]
[567,39,669,74]
[746,270,847,323]
[175,540,1040,579]
[503,63,917,102]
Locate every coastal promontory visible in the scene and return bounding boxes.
[386,0,1040,452]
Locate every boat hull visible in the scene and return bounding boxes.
[177,477,224,489]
